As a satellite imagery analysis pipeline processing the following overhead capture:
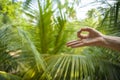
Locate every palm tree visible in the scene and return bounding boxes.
[22,0,120,80]
[0,0,120,80]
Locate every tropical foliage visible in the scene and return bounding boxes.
[0,0,120,80]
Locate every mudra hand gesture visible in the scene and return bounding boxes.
[66,27,120,51]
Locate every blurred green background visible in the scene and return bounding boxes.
[0,0,120,80]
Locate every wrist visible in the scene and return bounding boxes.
[98,34,109,47]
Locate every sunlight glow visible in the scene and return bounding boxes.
[76,0,117,20]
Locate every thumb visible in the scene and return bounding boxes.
[77,31,88,39]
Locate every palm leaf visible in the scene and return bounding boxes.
[0,71,22,80]
[17,28,46,71]
[44,46,120,80]
[0,25,22,72]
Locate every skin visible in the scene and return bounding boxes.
[66,27,120,51]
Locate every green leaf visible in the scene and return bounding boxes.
[0,71,22,80]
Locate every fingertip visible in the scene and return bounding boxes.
[66,42,71,45]
[66,43,70,47]
[66,42,69,45]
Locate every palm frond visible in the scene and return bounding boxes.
[17,28,46,71]
[0,71,22,80]
[0,25,22,72]
[44,49,120,80]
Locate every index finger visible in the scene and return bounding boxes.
[77,27,92,38]
[78,27,93,32]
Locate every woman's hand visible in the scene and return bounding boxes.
[66,27,120,51]
[66,27,105,48]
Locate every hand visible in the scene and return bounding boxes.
[66,27,105,48]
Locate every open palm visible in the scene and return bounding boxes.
[67,27,105,48]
